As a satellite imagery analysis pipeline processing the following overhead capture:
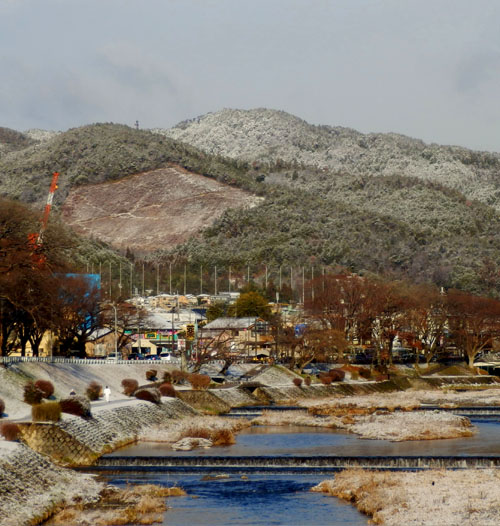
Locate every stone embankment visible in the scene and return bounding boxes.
[0,443,102,526]
[17,398,196,466]
[0,398,197,525]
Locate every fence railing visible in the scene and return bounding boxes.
[0,356,181,365]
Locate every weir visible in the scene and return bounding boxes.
[90,455,500,473]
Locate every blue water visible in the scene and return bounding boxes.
[103,420,500,525]
[104,473,366,526]
[111,420,500,457]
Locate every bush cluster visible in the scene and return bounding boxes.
[293,377,303,387]
[135,387,161,404]
[32,401,62,422]
[319,374,332,385]
[121,378,139,396]
[162,371,172,383]
[188,373,211,390]
[158,382,176,397]
[0,398,5,416]
[359,368,372,380]
[0,421,20,441]
[23,382,44,405]
[304,376,312,386]
[60,396,91,418]
[328,369,346,382]
[34,379,54,399]
[146,369,157,381]
[86,381,102,401]
[171,370,189,385]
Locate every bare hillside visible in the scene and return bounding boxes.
[61,164,261,253]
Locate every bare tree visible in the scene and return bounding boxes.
[447,289,500,368]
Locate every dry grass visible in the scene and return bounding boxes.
[140,415,250,445]
[252,410,343,429]
[251,409,474,442]
[46,484,186,526]
[312,469,500,525]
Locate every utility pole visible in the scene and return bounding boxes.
[142,262,145,297]
[130,262,133,297]
[279,265,282,291]
[214,265,217,296]
[119,261,122,294]
[228,266,231,292]
[183,264,186,295]
[135,120,139,130]
[169,262,172,295]
[265,265,268,291]
[200,265,203,295]
[112,304,118,363]
[156,264,159,296]
[302,266,305,305]
[109,261,112,298]
[311,266,314,302]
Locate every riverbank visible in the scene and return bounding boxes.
[313,469,500,525]
[252,409,474,441]
[0,442,102,526]
[0,361,499,525]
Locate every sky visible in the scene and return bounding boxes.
[1,0,500,152]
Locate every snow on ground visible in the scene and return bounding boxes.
[252,409,474,441]
[140,415,250,444]
[0,362,179,420]
[348,411,474,441]
[313,469,500,526]
[298,388,500,413]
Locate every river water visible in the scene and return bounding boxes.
[109,419,500,458]
[100,419,500,525]
[105,472,366,526]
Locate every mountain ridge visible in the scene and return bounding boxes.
[2,109,500,294]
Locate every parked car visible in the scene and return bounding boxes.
[127,352,146,361]
[144,354,160,361]
[159,352,173,362]
[106,352,123,361]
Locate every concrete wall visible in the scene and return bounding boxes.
[17,398,196,466]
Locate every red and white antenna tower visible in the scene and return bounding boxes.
[27,171,60,266]
[36,171,60,244]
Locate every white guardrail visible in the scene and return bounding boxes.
[0,356,181,365]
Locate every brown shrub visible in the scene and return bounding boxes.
[328,369,346,382]
[34,379,54,399]
[320,375,332,385]
[23,381,44,405]
[135,387,161,404]
[304,376,312,386]
[179,425,212,440]
[86,381,102,401]
[359,367,372,380]
[188,373,211,390]
[60,396,91,418]
[211,428,235,446]
[159,382,176,397]
[171,369,189,385]
[121,378,139,396]
[293,377,303,387]
[162,371,172,383]
[0,398,4,416]
[0,421,20,441]
[32,401,62,422]
[146,369,157,381]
